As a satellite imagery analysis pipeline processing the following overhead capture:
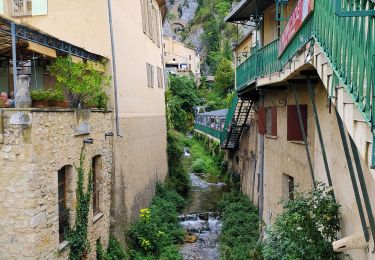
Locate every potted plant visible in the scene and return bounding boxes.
[49,89,70,108]
[31,89,50,108]
[48,56,110,108]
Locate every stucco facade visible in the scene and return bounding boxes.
[163,36,201,82]
[223,0,375,258]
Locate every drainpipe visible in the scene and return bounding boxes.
[107,0,122,137]
[11,22,17,106]
[258,91,265,227]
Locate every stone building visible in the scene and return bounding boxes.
[0,0,168,258]
[197,0,375,259]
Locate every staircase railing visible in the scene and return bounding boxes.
[220,94,238,146]
[194,124,221,139]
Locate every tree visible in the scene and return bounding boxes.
[214,58,234,96]
[167,75,197,133]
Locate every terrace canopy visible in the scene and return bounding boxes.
[224,0,274,23]
[0,16,105,95]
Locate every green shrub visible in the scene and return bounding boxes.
[48,56,110,108]
[30,89,51,101]
[97,237,128,260]
[219,192,260,260]
[192,158,206,173]
[167,130,191,196]
[128,184,185,259]
[159,245,183,260]
[262,183,341,260]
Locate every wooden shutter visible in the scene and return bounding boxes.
[151,65,154,87]
[287,105,307,141]
[259,107,266,135]
[140,0,146,34]
[148,1,153,40]
[32,0,48,16]
[271,106,277,136]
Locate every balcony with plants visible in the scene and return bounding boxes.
[221,0,374,149]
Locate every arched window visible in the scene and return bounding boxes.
[92,155,102,216]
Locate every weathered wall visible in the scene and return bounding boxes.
[111,116,168,246]
[0,109,113,259]
[262,86,316,225]
[230,116,258,205]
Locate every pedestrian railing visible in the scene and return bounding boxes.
[235,0,374,129]
[194,123,222,139]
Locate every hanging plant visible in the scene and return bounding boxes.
[66,146,93,260]
[48,56,110,108]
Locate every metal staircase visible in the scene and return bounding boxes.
[221,96,253,150]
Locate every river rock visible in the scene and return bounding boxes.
[184,233,198,243]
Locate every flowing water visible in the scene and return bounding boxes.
[179,173,228,260]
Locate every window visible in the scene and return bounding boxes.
[156,66,163,89]
[92,156,101,216]
[11,0,47,17]
[287,105,308,141]
[140,0,161,47]
[259,106,277,136]
[282,173,294,200]
[146,63,154,88]
[58,167,69,243]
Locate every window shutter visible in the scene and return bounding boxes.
[287,105,307,141]
[140,0,146,34]
[0,0,4,15]
[151,65,154,87]
[32,0,48,16]
[271,106,277,136]
[259,107,266,135]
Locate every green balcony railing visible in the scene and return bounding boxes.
[235,0,374,129]
[194,124,222,139]
[220,94,239,146]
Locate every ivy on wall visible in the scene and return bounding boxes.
[67,145,93,260]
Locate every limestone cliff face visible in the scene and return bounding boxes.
[163,0,201,51]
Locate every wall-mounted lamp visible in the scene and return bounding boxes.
[105,132,114,139]
[83,138,94,144]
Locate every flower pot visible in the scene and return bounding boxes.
[32,100,49,108]
[50,100,71,108]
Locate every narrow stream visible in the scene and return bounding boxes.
[179,173,228,260]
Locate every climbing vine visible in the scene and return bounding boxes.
[67,145,93,260]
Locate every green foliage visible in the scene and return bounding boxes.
[166,75,197,133]
[97,237,128,260]
[214,59,234,95]
[159,246,183,260]
[218,192,260,260]
[86,90,109,109]
[263,183,341,260]
[190,132,224,176]
[166,130,191,196]
[128,184,185,259]
[31,88,64,102]
[66,146,93,260]
[49,56,110,108]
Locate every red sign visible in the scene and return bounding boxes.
[278,0,314,56]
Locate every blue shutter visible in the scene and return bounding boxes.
[32,0,48,16]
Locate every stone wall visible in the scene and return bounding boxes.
[0,109,113,259]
